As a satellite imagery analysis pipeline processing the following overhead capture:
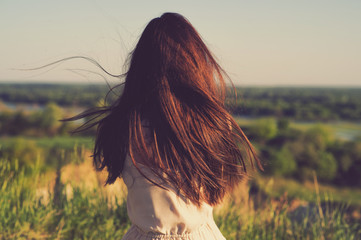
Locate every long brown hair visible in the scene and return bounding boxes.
[70,12,260,206]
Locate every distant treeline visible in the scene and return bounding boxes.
[227,87,361,121]
[0,103,83,137]
[0,83,360,121]
[0,83,113,107]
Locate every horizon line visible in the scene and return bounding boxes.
[0,80,361,88]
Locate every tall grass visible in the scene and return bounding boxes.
[0,157,130,240]
[214,175,361,240]
[0,153,360,240]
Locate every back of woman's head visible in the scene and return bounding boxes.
[89,12,260,206]
[124,12,225,111]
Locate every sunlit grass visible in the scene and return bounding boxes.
[254,175,361,207]
[1,152,360,240]
[0,136,94,150]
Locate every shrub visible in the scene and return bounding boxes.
[0,138,43,169]
[267,147,297,177]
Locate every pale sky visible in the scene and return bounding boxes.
[0,0,360,86]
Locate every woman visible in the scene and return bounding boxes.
[73,12,260,240]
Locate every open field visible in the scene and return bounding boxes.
[1,135,361,206]
[1,149,360,239]
[234,116,361,141]
[1,86,361,239]
[254,175,361,207]
[0,136,94,150]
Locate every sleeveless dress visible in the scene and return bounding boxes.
[121,153,226,240]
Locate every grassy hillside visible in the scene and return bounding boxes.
[1,152,360,239]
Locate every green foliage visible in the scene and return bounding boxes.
[330,139,361,186]
[0,83,111,107]
[0,138,43,169]
[0,111,33,135]
[1,84,361,121]
[229,87,361,121]
[267,147,297,177]
[235,115,361,186]
[0,137,92,173]
[316,152,337,182]
[275,125,338,182]
[38,103,64,135]
[0,103,85,137]
[276,118,290,132]
[304,125,333,150]
[0,136,93,151]
[249,118,278,141]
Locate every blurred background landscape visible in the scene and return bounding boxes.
[1,0,361,239]
[0,83,360,239]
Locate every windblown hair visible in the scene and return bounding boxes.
[71,12,260,206]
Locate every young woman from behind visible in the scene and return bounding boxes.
[72,12,260,240]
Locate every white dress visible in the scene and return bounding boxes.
[121,153,226,240]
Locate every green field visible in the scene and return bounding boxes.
[0,136,94,150]
[254,175,361,206]
[0,134,361,239]
[1,153,360,240]
[235,116,361,141]
[1,85,361,239]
